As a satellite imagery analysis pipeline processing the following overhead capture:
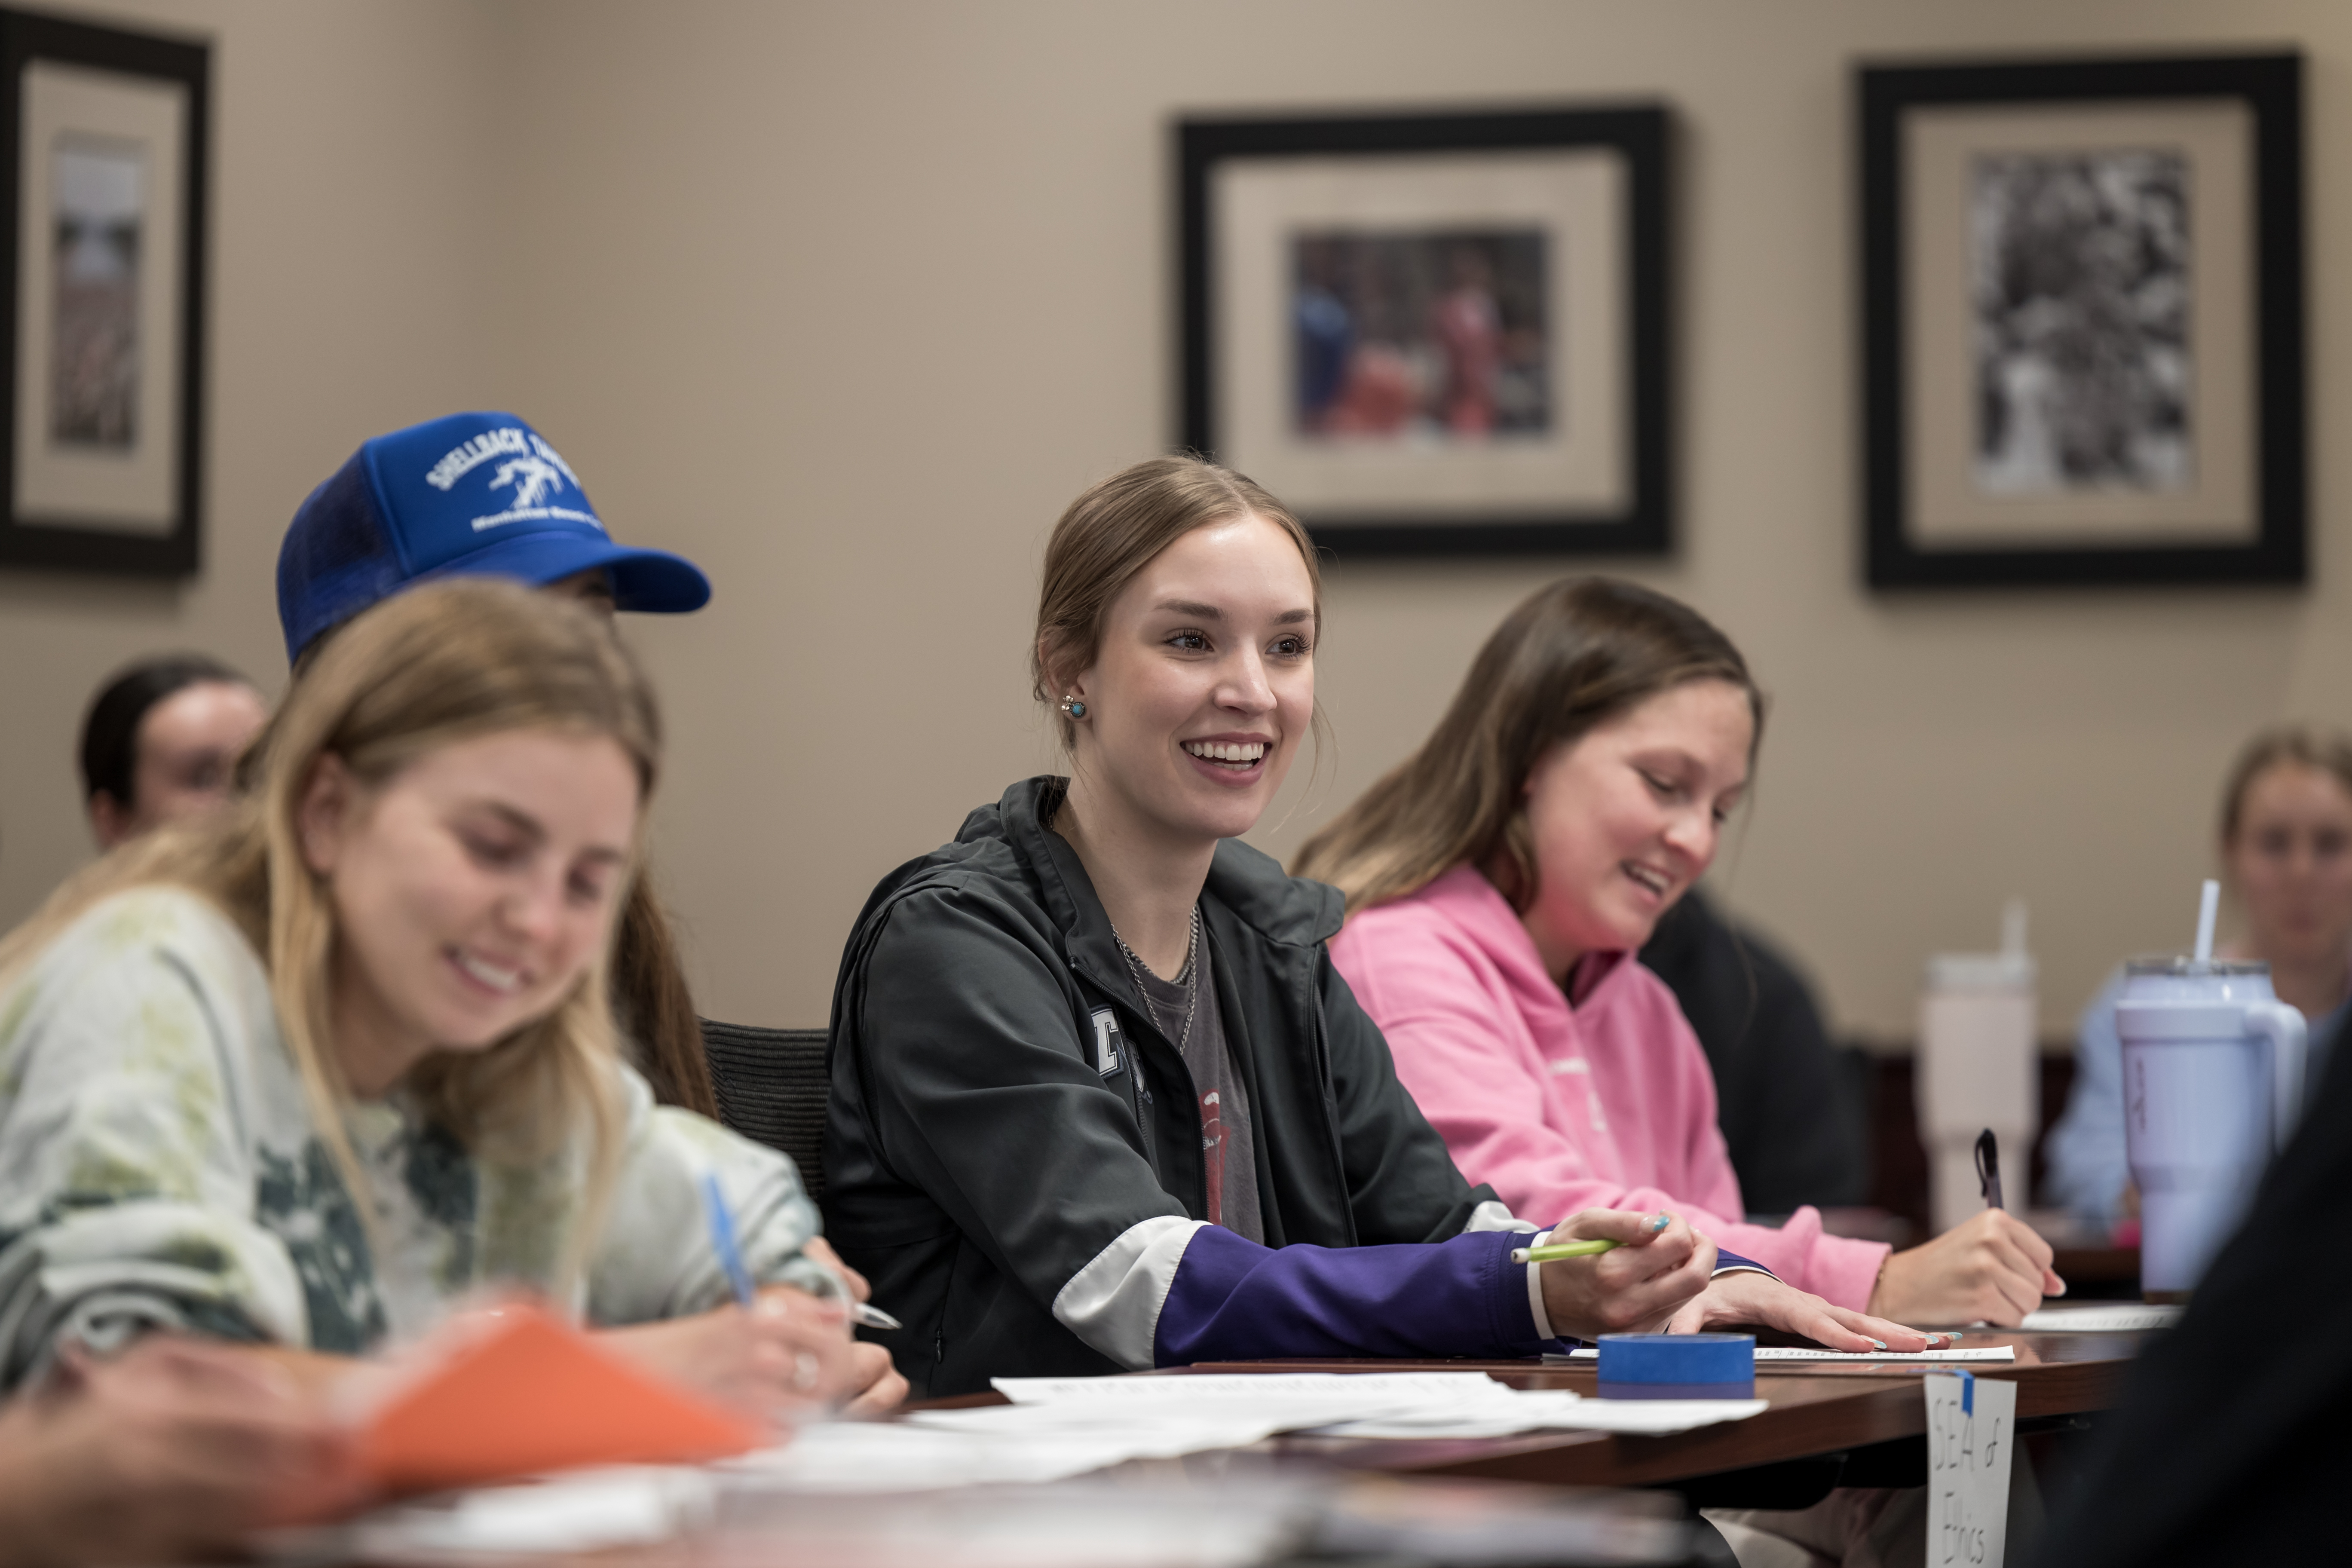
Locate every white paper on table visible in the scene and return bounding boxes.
[994,1372,1504,1405]
[729,1419,1223,1491]
[989,1372,1765,1442]
[1318,1395,1768,1439]
[254,1467,718,1559]
[1927,1372,2017,1568]
[1556,1345,2015,1364]
[2019,1304,2182,1332]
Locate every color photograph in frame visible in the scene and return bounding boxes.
[1180,107,1668,557]
[1860,55,2303,588]
[0,8,207,578]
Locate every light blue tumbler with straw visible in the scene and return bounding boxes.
[2115,879,2307,1299]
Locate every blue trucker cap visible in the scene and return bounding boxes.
[276,410,712,662]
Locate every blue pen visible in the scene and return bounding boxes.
[700,1171,759,1308]
[700,1171,905,1332]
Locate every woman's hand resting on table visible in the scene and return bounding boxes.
[1537,1210,1716,1341]
[600,1286,908,1422]
[1867,1209,2064,1326]
[1666,1270,1951,1351]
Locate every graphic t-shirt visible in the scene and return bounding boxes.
[1133,934,1262,1243]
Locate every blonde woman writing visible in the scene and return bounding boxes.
[0,581,902,1436]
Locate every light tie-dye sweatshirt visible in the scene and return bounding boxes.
[0,885,834,1386]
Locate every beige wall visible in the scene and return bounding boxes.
[0,0,518,930]
[5,0,2349,1045]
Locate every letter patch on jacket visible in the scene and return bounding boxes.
[1088,1007,1124,1076]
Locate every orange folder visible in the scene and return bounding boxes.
[358,1302,763,1493]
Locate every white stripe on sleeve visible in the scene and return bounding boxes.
[1461,1198,1523,1233]
[1050,1215,1208,1371]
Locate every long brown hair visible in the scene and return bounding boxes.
[1293,577,1761,914]
[0,579,661,1282]
[1033,455,1321,745]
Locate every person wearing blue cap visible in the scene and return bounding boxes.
[276,411,711,667]
[274,412,721,1124]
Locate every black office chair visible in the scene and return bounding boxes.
[700,1020,830,1201]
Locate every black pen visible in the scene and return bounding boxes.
[1975,1128,2005,1212]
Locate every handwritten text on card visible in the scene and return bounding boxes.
[1926,1370,2015,1568]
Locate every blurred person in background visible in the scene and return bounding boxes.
[80,654,268,849]
[2046,728,2352,1230]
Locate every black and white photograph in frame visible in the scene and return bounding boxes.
[1860,54,2303,588]
[1180,107,1668,557]
[0,8,206,577]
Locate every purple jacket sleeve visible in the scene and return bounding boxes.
[1155,1226,1551,1364]
[1152,1231,1782,1366]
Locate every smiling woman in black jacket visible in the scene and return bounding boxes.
[823,457,1910,1398]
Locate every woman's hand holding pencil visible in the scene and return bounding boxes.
[1532,1210,1717,1342]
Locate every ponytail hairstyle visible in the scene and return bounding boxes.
[1,579,662,1286]
[1032,455,1322,747]
[1293,577,1761,915]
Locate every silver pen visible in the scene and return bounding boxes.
[851,1302,902,1331]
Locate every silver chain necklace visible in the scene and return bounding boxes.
[1112,906,1201,1054]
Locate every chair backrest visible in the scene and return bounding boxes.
[700,1020,830,1201]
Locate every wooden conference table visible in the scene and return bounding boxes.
[321,1333,2149,1567]
[1244,1329,2147,1490]
[963,1327,2154,1494]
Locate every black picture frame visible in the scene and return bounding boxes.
[1859,54,2303,589]
[1179,106,1670,558]
[0,7,208,578]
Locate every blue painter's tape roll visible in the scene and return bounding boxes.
[1595,1333,1755,1400]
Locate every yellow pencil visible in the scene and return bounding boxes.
[1509,1237,1623,1265]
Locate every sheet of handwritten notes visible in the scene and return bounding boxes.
[1926,1371,2015,1568]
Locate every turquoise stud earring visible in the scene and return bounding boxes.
[1059,694,1088,720]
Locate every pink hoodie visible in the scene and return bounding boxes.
[1330,864,1889,1310]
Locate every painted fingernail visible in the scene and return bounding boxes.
[1650,1213,1673,1233]
[1870,1339,1887,1350]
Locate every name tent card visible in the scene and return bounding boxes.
[1926,1370,2015,1568]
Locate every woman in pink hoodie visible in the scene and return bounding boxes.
[1296,578,2063,1326]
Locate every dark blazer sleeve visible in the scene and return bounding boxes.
[1317,950,1504,1243]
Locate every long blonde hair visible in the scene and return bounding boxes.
[0,579,662,1281]
[1293,577,1760,914]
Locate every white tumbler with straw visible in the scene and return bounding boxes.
[2115,879,2308,1299]
[1917,902,2039,1235]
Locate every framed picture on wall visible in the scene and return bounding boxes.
[1179,106,1669,557]
[0,9,207,578]
[1860,54,2303,589]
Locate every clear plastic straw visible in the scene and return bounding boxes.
[2193,878,2220,965]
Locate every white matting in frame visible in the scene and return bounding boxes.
[1214,149,1627,521]
[1903,98,2254,548]
[13,58,186,531]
